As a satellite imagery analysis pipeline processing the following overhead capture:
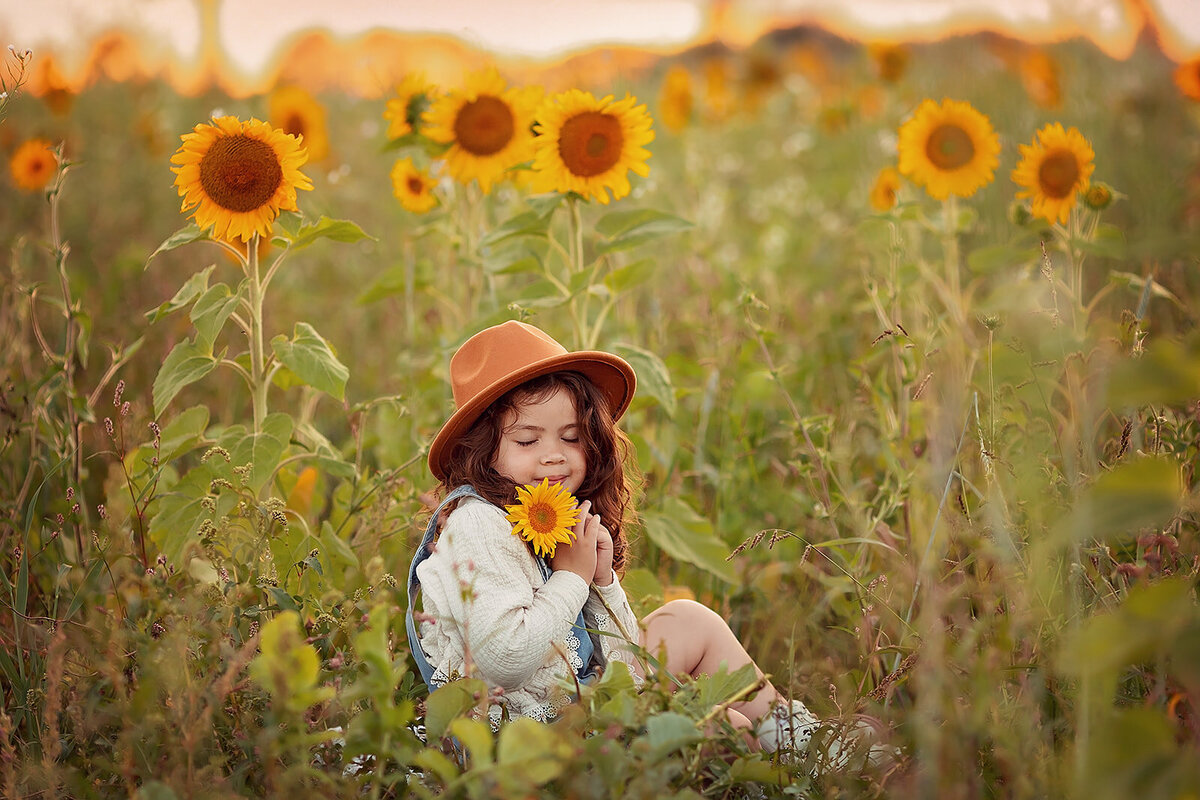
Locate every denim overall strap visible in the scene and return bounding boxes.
[406,484,482,692]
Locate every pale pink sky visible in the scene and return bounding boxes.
[2,0,1197,77]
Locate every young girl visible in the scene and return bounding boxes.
[406,320,885,767]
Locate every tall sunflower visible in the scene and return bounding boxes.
[171,116,313,243]
[268,85,329,162]
[869,166,902,212]
[1011,122,1095,225]
[531,89,654,205]
[658,65,693,133]
[390,157,438,213]
[1174,57,1200,102]
[897,98,1000,200]
[422,67,541,194]
[505,479,580,559]
[9,138,57,192]
[383,72,437,139]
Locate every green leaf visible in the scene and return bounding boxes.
[639,712,702,761]
[496,717,572,784]
[1061,458,1182,544]
[1074,223,1126,258]
[641,497,736,582]
[190,283,239,348]
[220,413,294,495]
[271,322,349,401]
[966,244,1039,275]
[479,209,553,248]
[1058,577,1195,680]
[1107,334,1200,408]
[146,224,210,264]
[613,343,675,416]
[249,611,327,709]
[284,216,374,251]
[319,521,359,572]
[155,405,210,462]
[483,240,546,276]
[153,339,217,417]
[449,718,495,767]
[423,678,488,740]
[603,259,656,293]
[146,265,216,323]
[595,209,693,254]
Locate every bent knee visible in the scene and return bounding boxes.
[642,598,721,626]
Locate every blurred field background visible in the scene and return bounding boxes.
[2,1,1200,797]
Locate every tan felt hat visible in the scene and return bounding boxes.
[427,321,636,481]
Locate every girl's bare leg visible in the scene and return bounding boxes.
[635,599,782,723]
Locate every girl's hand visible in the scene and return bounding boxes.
[592,514,614,586]
[549,500,598,584]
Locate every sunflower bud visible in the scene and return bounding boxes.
[1083,181,1114,211]
[1007,200,1034,227]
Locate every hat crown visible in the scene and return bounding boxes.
[450,321,567,408]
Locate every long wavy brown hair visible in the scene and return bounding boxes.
[435,371,639,572]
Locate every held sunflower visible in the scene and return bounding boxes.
[897,98,1000,200]
[532,89,655,204]
[268,85,329,162]
[422,67,541,194]
[383,72,437,139]
[504,478,581,559]
[390,157,438,213]
[9,138,57,192]
[1011,122,1095,225]
[171,115,313,243]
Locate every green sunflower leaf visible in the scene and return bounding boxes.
[613,343,675,416]
[190,283,238,348]
[284,216,374,251]
[146,223,211,265]
[271,322,349,401]
[641,497,737,583]
[153,339,217,417]
[146,265,216,322]
[595,209,693,254]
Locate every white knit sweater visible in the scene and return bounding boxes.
[414,496,643,721]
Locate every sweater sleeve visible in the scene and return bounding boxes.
[436,499,591,690]
[584,574,645,686]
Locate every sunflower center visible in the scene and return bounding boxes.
[406,175,425,195]
[558,111,624,178]
[1037,149,1081,199]
[199,134,284,213]
[527,502,557,535]
[925,124,975,171]
[454,96,514,156]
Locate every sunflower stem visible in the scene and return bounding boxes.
[941,195,963,326]
[246,232,268,434]
[566,195,587,349]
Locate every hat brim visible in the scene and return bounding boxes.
[427,350,636,481]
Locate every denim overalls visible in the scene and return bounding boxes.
[405,485,596,694]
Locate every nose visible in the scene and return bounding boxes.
[540,449,566,465]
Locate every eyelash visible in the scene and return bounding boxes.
[516,436,579,447]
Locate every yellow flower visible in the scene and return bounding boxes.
[504,478,580,559]
[171,115,313,243]
[870,166,902,211]
[390,157,438,213]
[658,65,693,133]
[1011,122,1095,225]
[1173,57,1200,102]
[868,42,908,83]
[531,89,654,205]
[897,98,1000,200]
[9,138,57,192]
[383,72,437,139]
[268,85,329,162]
[422,67,541,194]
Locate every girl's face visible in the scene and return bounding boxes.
[491,386,587,495]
